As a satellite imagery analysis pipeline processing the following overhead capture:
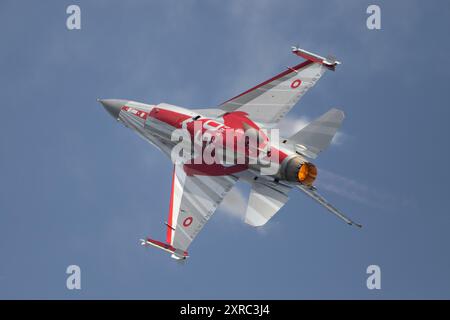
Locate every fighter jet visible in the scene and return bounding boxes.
[98,47,360,260]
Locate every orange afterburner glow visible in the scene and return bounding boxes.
[298,162,317,186]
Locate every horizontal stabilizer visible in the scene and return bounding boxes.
[289,108,344,159]
[140,238,189,260]
[245,182,289,227]
[296,185,361,228]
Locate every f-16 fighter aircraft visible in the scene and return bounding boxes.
[98,47,361,260]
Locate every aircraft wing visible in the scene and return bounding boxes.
[219,47,340,125]
[143,165,238,259]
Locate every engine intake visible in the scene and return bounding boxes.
[282,156,317,186]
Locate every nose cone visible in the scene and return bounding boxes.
[97,99,128,119]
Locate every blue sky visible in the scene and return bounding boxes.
[1,0,450,299]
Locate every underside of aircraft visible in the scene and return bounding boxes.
[98,46,361,260]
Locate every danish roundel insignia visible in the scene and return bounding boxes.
[183,217,193,227]
[290,79,302,89]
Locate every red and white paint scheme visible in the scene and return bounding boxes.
[98,47,360,260]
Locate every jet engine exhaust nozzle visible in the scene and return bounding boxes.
[282,156,317,186]
[297,162,317,186]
